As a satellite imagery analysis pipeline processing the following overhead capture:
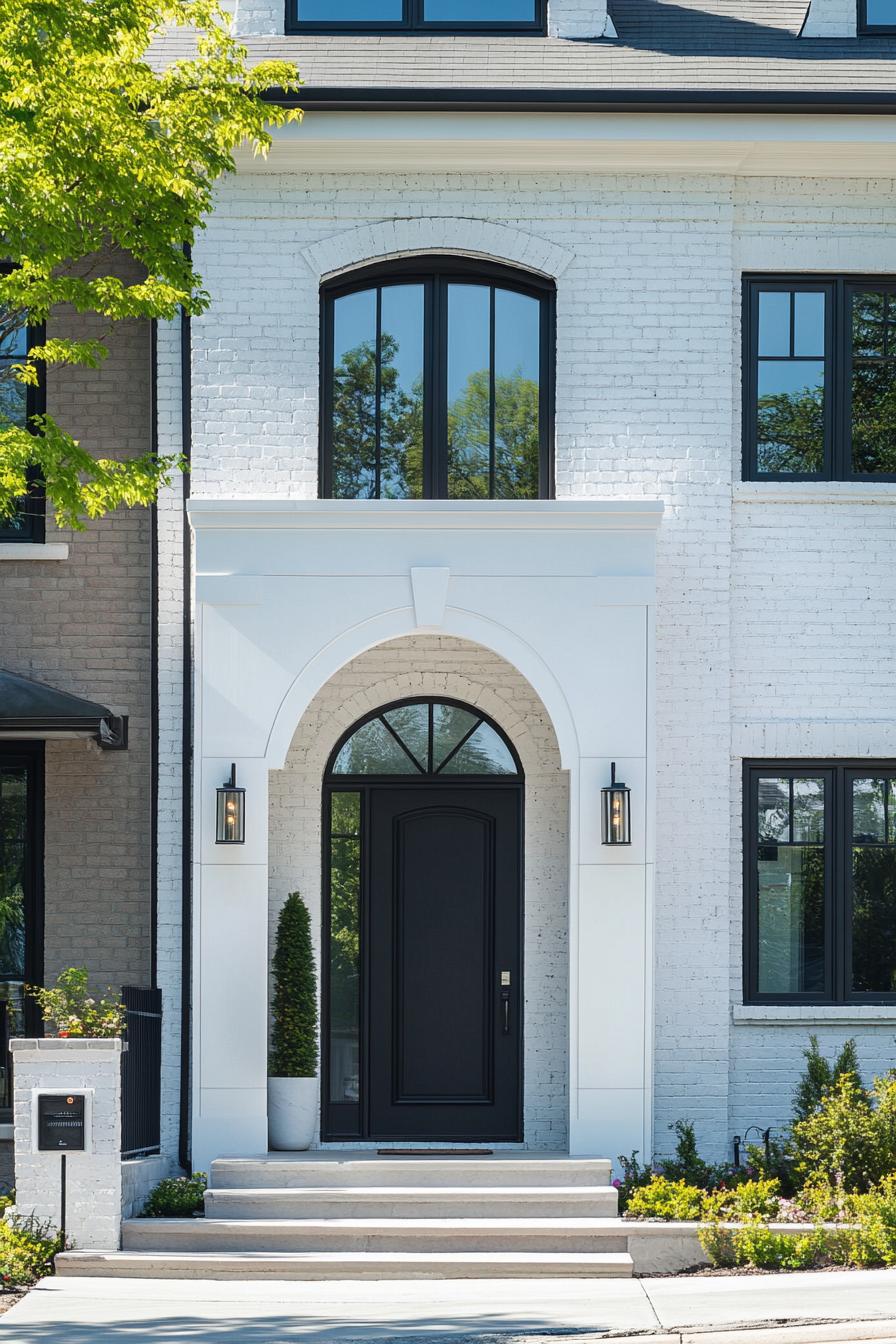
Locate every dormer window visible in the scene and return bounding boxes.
[289,0,545,34]
[859,0,896,31]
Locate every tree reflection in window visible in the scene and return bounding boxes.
[850,290,896,475]
[325,263,550,500]
[329,792,361,1106]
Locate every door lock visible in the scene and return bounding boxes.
[500,972,512,1034]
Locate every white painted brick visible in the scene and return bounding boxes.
[11,1040,123,1251]
[155,170,896,1167]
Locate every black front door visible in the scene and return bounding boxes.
[367,786,522,1141]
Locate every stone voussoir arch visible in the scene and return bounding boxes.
[303,217,575,286]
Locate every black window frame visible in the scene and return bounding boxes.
[743,274,896,484]
[0,743,45,1119]
[320,255,555,501]
[287,0,547,35]
[744,760,896,1007]
[858,0,896,34]
[0,266,46,544]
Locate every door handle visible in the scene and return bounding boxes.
[500,972,511,1035]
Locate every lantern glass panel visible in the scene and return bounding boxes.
[216,787,245,844]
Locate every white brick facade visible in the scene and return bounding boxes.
[154,164,896,1166]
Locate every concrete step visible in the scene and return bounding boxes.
[122,1216,629,1255]
[204,1184,620,1221]
[57,1248,634,1280]
[209,1153,613,1191]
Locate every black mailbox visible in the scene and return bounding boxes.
[37,1094,86,1152]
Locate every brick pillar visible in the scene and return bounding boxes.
[11,1039,123,1251]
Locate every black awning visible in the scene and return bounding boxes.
[0,669,127,749]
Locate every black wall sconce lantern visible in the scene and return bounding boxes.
[601,762,632,846]
[216,763,245,844]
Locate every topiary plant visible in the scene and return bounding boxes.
[269,892,318,1079]
[793,1035,861,1122]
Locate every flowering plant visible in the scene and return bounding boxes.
[26,968,126,1039]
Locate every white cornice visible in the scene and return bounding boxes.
[187,498,666,532]
[232,112,896,179]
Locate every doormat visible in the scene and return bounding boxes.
[377,1148,494,1156]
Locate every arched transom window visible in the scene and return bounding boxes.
[321,257,554,501]
[328,699,521,778]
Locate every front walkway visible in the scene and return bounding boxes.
[3,1268,896,1342]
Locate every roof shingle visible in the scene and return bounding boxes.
[149,1,896,96]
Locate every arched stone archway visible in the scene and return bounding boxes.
[270,635,569,1150]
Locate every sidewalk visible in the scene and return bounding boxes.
[2,1269,896,1343]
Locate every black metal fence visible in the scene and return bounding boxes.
[121,986,162,1159]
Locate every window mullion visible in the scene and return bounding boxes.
[489,286,496,499]
[374,287,383,499]
[832,767,845,1003]
[433,276,448,499]
[408,0,421,28]
[831,279,845,482]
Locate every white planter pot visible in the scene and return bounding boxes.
[267,1076,318,1151]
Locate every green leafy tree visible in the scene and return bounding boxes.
[269,892,318,1079]
[0,0,301,528]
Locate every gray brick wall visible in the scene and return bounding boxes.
[0,250,153,995]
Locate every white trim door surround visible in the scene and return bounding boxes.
[189,499,662,1171]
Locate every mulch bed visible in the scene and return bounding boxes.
[0,1290,27,1315]
[638,1263,869,1279]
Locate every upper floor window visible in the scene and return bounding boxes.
[859,0,896,32]
[744,762,896,1005]
[0,302,45,543]
[321,257,554,500]
[743,275,896,482]
[289,0,546,33]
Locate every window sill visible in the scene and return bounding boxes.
[0,543,68,561]
[734,483,896,506]
[733,1004,896,1025]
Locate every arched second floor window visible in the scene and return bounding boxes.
[321,257,554,500]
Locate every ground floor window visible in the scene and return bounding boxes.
[744,761,896,1004]
[0,744,43,1113]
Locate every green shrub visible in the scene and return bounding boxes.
[26,967,125,1038]
[661,1119,716,1189]
[0,1215,64,1286]
[625,1175,704,1222]
[141,1172,207,1218]
[846,1174,896,1267]
[614,1151,656,1213]
[794,1035,861,1122]
[702,1178,781,1222]
[791,1072,896,1193]
[269,892,318,1079]
[731,1225,826,1272]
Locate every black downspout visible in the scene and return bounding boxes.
[178,280,193,1174]
[150,320,159,989]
